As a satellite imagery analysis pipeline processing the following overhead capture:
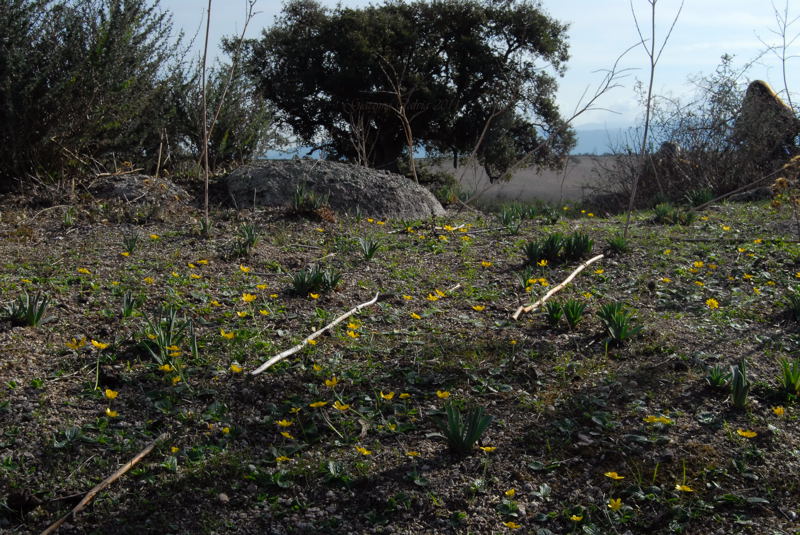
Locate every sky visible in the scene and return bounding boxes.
[162,0,800,130]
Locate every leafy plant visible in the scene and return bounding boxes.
[122,232,139,255]
[562,299,587,329]
[598,302,643,347]
[778,358,800,398]
[706,364,731,388]
[62,206,76,228]
[290,183,329,215]
[498,206,522,234]
[653,202,696,225]
[606,233,630,255]
[291,265,341,295]
[358,237,381,261]
[142,305,196,369]
[540,233,566,262]
[523,241,545,265]
[4,291,51,327]
[239,223,259,249]
[685,188,713,207]
[730,359,751,409]
[121,291,142,319]
[562,232,594,261]
[436,403,493,457]
[783,288,800,321]
[544,301,564,327]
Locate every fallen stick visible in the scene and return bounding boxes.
[251,293,381,375]
[512,254,604,320]
[40,433,168,535]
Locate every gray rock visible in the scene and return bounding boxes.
[225,159,445,219]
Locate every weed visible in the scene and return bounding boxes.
[606,233,630,255]
[291,265,341,295]
[778,357,800,398]
[540,233,566,262]
[122,232,139,255]
[706,364,731,389]
[598,302,643,347]
[4,291,51,327]
[436,402,493,457]
[730,359,751,409]
[653,203,696,225]
[358,237,381,261]
[685,188,713,207]
[142,305,196,371]
[121,290,142,319]
[544,301,564,327]
[63,206,76,228]
[562,232,594,261]
[239,223,259,249]
[290,183,329,215]
[562,299,587,329]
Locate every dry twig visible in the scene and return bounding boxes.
[40,433,168,535]
[512,255,604,320]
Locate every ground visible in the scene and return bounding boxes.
[1,180,800,535]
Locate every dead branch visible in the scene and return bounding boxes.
[251,293,381,374]
[512,255,604,320]
[40,433,168,535]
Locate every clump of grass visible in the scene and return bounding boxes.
[436,402,493,457]
[598,302,642,347]
[783,288,800,321]
[523,231,593,265]
[606,232,630,255]
[4,291,51,327]
[778,357,800,399]
[685,188,713,207]
[706,364,731,389]
[730,359,751,409]
[290,183,329,216]
[358,237,380,261]
[562,299,587,329]
[544,301,564,327]
[291,265,341,295]
[653,202,696,225]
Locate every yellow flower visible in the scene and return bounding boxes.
[694,281,704,287]
[737,247,746,253]
[259,309,269,316]
[355,446,372,455]
[604,471,624,480]
[171,376,181,385]
[402,294,413,300]
[773,406,785,416]
[333,400,350,411]
[594,268,604,274]
[324,377,339,388]
[105,408,118,418]
[309,293,320,299]
[380,391,395,400]
[210,300,222,307]
[276,419,293,427]
[270,293,278,299]
[481,261,492,268]
[435,289,446,297]
[143,277,155,284]
[187,263,196,269]
[587,212,595,217]
[443,225,455,231]
[693,261,704,268]
[289,407,301,414]
[504,488,516,497]
[91,340,109,350]
[510,339,517,345]
[77,267,91,274]
[308,339,317,345]
[608,498,622,511]
[120,251,130,257]
[675,484,693,492]
[21,278,31,283]
[367,218,374,223]
[406,451,420,457]
[399,393,411,399]
[753,287,761,295]
[346,322,360,330]
[159,364,173,372]
[643,415,672,424]
[241,293,257,303]
[410,312,421,320]
[313,363,322,371]
[104,388,118,399]
[570,515,583,522]
[707,263,718,270]
[537,259,548,267]
[221,427,230,434]
[171,271,179,277]
[722,225,731,231]
[736,429,757,438]
[239,265,251,273]
[436,390,450,399]
[197,259,209,265]
[426,293,439,302]
[309,401,328,408]
[663,249,671,255]
[582,291,591,298]
[190,273,201,279]
[661,277,672,283]
[256,284,268,290]
[65,337,87,350]
[275,456,291,462]
[229,364,243,373]
[170,446,180,453]
[503,521,521,529]
[705,298,719,309]
[220,329,235,339]
[280,431,294,439]
[236,311,249,318]
[386,423,397,431]
[478,446,496,452]
[149,234,160,240]
[743,273,753,279]
[346,330,359,338]
[472,305,486,311]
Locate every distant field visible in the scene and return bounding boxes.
[437,155,609,206]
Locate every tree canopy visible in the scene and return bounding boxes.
[244,0,575,180]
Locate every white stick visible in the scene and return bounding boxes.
[251,293,380,375]
[512,254,604,320]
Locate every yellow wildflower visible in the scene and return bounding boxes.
[736,429,757,438]
[503,521,521,529]
[504,488,516,497]
[435,289,446,297]
[104,388,118,399]
[675,484,693,492]
[275,456,291,462]
[399,393,411,399]
[570,515,583,522]
[402,294,413,300]
[481,261,492,268]
[309,401,328,408]
[309,293,320,299]
[410,312,421,320]
[149,234,159,240]
[333,400,350,411]
[77,267,91,274]
[436,390,450,399]
[190,273,201,279]
[604,471,624,480]
[608,498,622,511]
[355,446,372,455]
[324,377,338,388]
[120,251,130,257]
[380,391,395,400]
[478,446,496,452]
[158,364,173,372]
[65,337,87,350]
[239,265,251,273]
[406,451,420,457]
[276,419,293,427]
[280,431,294,440]
[472,305,486,311]
[91,340,109,350]
[229,364,243,373]
[241,293,257,303]
[105,408,118,418]
[773,406,785,416]
[537,259,548,267]
[171,376,181,385]
[705,298,719,309]
[346,330,359,338]
[220,329,235,339]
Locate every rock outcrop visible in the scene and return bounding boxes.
[225,159,445,219]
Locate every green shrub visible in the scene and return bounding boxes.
[291,265,341,295]
[4,291,51,327]
[436,402,492,457]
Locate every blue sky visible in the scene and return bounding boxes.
[163,0,799,129]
